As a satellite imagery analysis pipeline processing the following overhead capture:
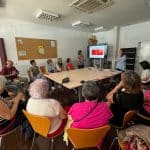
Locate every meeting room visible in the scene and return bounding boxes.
[0,0,150,150]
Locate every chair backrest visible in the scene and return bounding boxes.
[39,66,46,74]
[122,110,137,128]
[22,110,51,137]
[67,125,110,149]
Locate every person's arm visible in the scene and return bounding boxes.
[59,106,67,119]
[106,81,123,103]
[0,92,24,120]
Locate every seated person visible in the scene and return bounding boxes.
[140,60,150,87]
[66,58,74,71]
[137,90,150,125]
[46,59,55,73]
[29,60,42,82]
[106,71,144,126]
[55,58,64,72]
[1,60,19,81]
[0,75,9,98]
[0,75,25,133]
[26,79,67,135]
[118,124,150,150]
[69,81,112,128]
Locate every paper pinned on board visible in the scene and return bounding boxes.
[51,41,55,47]
[38,46,45,55]
[18,50,26,56]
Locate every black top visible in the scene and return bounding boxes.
[110,90,144,126]
[0,90,9,98]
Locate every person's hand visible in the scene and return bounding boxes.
[14,92,25,103]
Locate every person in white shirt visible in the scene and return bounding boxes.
[140,60,150,85]
[26,79,67,135]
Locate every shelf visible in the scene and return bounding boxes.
[126,64,134,65]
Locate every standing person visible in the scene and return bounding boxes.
[115,49,126,71]
[106,71,144,126]
[140,60,150,85]
[46,59,55,73]
[77,50,84,69]
[55,58,64,72]
[29,60,42,82]
[66,58,74,71]
[1,60,19,81]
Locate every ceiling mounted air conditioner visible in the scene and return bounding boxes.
[34,9,60,21]
[72,20,91,27]
[70,0,115,13]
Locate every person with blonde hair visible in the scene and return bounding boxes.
[26,79,67,135]
[106,71,144,126]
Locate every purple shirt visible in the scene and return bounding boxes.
[68,101,113,129]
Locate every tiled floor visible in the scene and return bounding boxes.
[2,130,99,150]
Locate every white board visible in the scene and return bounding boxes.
[139,41,150,62]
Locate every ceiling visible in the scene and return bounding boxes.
[0,0,150,32]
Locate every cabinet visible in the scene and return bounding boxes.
[121,47,136,71]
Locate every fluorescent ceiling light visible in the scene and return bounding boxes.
[72,20,91,27]
[94,26,105,31]
[35,9,60,21]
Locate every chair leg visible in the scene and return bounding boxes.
[31,133,36,150]
[109,137,118,150]
[51,138,54,150]
[15,130,21,150]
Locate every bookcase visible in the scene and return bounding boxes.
[121,47,136,71]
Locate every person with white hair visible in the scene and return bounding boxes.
[26,79,67,135]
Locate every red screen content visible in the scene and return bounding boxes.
[91,49,104,55]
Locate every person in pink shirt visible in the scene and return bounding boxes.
[66,58,74,71]
[68,81,113,129]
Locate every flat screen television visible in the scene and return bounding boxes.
[89,44,108,59]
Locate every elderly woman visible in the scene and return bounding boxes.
[106,71,144,126]
[0,75,24,133]
[55,58,64,72]
[26,79,67,135]
[68,81,112,129]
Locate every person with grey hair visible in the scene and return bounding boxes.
[26,79,67,135]
[106,70,144,126]
[68,80,112,132]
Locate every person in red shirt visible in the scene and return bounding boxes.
[66,58,74,71]
[1,60,19,81]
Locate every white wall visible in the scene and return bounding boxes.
[0,19,88,76]
[94,21,150,71]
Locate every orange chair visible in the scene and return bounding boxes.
[67,125,110,149]
[22,110,59,150]
[39,66,46,74]
[111,110,137,150]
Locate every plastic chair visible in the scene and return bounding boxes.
[22,110,53,150]
[67,125,110,150]
[0,126,20,150]
[39,66,46,74]
[111,110,137,150]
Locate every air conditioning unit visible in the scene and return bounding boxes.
[72,20,91,27]
[70,0,115,13]
[35,9,60,21]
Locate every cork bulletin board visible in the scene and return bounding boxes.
[15,37,57,60]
